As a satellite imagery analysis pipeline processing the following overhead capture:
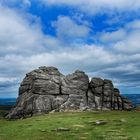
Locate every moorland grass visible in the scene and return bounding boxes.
[0,111,140,140]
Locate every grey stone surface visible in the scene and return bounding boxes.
[122,97,133,110]
[6,66,133,119]
[61,70,89,95]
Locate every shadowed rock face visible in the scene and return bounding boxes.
[6,67,133,119]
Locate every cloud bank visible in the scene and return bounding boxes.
[0,1,140,97]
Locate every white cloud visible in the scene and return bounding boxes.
[0,77,17,83]
[52,16,90,42]
[94,19,140,55]
[113,20,140,54]
[2,40,140,89]
[0,6,47,56]
[42,0,140,15]
[114,31,140,54]
[0,0,31,8]
[23,0,31,7]
[0,45,115,75]
[126,20,140,30]
[99,29,126,43]
[0,6,83,57]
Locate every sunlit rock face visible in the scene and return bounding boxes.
[6,66,133,119]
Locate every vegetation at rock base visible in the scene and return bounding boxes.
[0,105,13,118]
[0,111,140,140]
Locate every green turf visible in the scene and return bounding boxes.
[0,111,140,140]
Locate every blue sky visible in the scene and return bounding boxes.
[1,0,140,98]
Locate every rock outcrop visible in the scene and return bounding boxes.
[6,66,133,119]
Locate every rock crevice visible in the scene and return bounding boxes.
[6,66,133,119]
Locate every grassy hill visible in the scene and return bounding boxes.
[0,111,140,140]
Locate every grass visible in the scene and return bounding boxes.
[0,111,140,140]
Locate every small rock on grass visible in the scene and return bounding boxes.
[113,119,126,123]
[105,130,121,133]
[120,119,126,123]
[72,124,85,128]
[86,120,107,125]
[79,137,87,140]
[38,129,47,132]
[52,127,70,132]
[95,120,107,125]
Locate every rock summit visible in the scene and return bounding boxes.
[6,66,133,119]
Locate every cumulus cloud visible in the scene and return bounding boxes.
[99,29,127,43]
[113,20,140,54]
[0,6,47,56]
[126,20,140,30]
[95,19,140,55]
[114,32,140,54]
[52,16,91,43]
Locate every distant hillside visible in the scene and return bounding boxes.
[123,94,140,107]
[0,94,140,107]
[0,98,16,106]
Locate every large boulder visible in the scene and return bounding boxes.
[6,66,133,119]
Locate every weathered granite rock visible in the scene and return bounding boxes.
[6,66,133,119]
[114,88,123,110]
[122,97,133,110]
[59,70,89,110]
